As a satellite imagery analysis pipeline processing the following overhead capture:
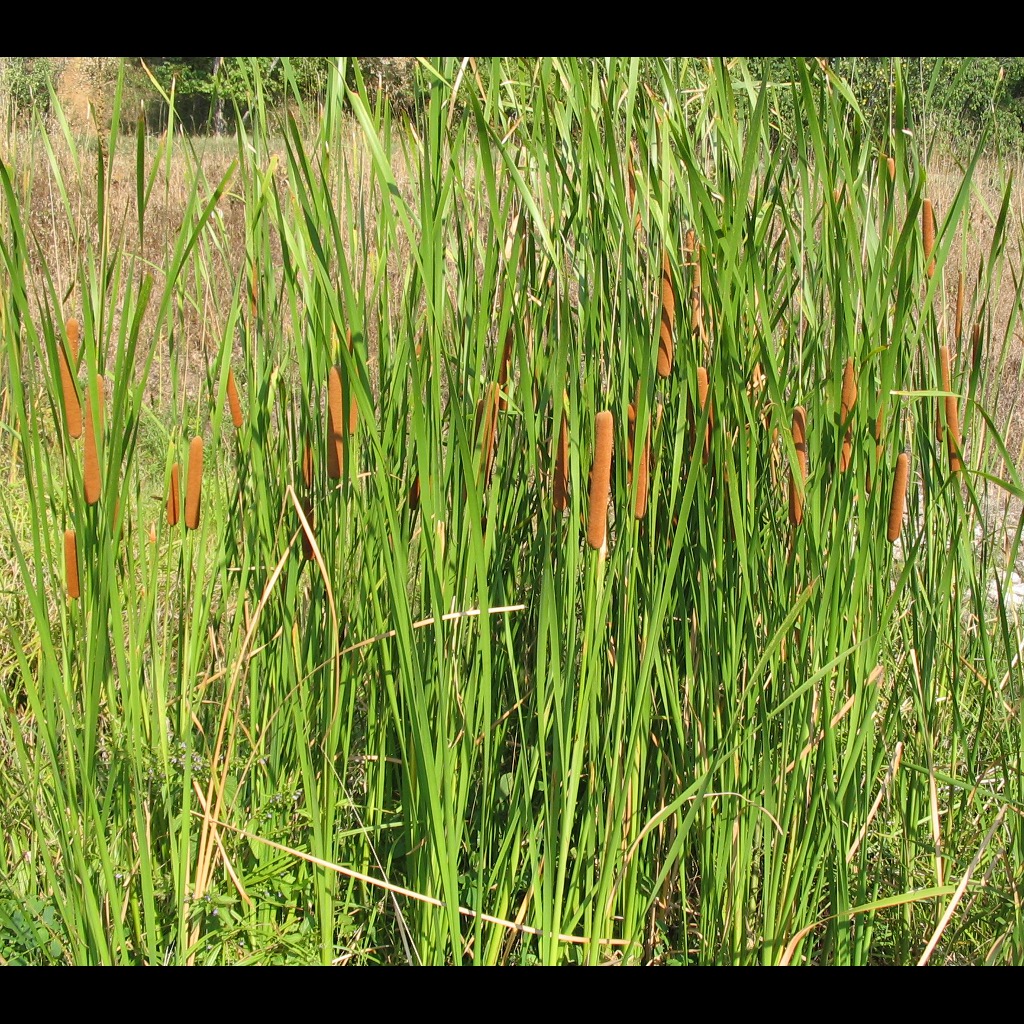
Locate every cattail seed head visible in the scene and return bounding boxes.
[302,437,314,489]
[83,396,101,505]
[167,462,180,526]
[937,345,951,443]
[64,529,80,600]
[696,366,711,462]
[886,155,896,180]
[658,248,675,377]
[888,452,909,542]
[554,393,569,513]
[185,437,203,530]
[839,358,857,473]
[59,318,82,439]
[587,410,614,550]
[327,367,344,479]
[409,473,421,512]
[789,406,807,527]
[227,367,244,429]
[479,383,500,488]
[945,391,962,475]
[923,198,936,277]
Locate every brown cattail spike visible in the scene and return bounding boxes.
[886,156,896,181]
[587,411,614,550]
[688,233,702,335]
[696,366,711,462]
[83,396,101,505]
[479,383,500,488]
[327,367,344,479]
[554,393,569,513]
[923,198,936,278]
[888,452,909,542]
[227,367,244,429]
[658,248,675,377]
[408,473,421,512]
[955,271,965,343]
[789,406,808,527]
[937,345,951,443]
[65,529,80,600]
[167,463,180,527]
[839,358,857,473]
[59,318,82,439]
[302,438,314,489]
[946,391,962,475]
[185,437,203,530]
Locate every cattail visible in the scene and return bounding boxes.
[587,410,614,550]
[922,198,936,278]
[955,271,965,343]
[945,391,962,475]
[789,406,807,527]
[888,452,909,542]
[83,395,101,505]
[185,436,203,530]
[59,317,82,439]
[227,367,244,429]
[886,155,896,181]
[64,529,80,600]
[497,326,515,410]
[408,473,421,512]
[478,382,500,488]
[839,358,857,473]
[167,462,180,526]
[327,366,344,479]
[302,437,314,489]
[937,345,951,443]
[696,366,711,462]
[658,248,674,377]
[553,393,569,513]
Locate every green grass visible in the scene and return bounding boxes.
[2,56,1024,965]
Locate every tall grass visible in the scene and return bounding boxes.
[2,57,1024,965]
